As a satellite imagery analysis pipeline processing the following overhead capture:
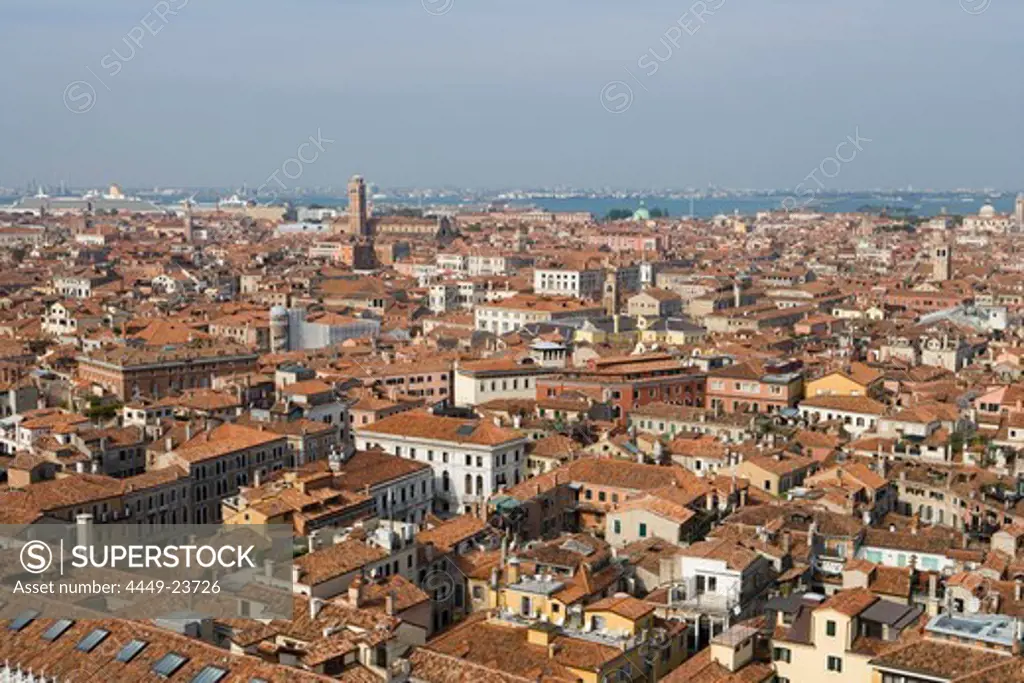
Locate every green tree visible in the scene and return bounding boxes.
[606,209,632,221]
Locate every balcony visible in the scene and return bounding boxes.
[664,579,740,616]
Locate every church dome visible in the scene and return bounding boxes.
[979,204,996,218]
[632,202,651,221]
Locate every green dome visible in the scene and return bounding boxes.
[632,204,651,221]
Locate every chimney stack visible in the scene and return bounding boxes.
[507,558,521,585]
[385,589,397,616]
[76,512,94,548]
[349,577,365,607]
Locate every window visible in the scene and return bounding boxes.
[8,610,39,632]
[152,652,189,677]
[76,628,110,653]
[827,656,842,672]
[772,647,791,663]
[639,523,647,538]
[826,620,837,637]
[521,596,532,615]
[116,640,148,663]
[42,619,74,641]
[613,520,621,534]
[191,666,229,683]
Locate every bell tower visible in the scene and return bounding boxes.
[603,270,619,316]
[931,241,952,282]
[348,175,369,237]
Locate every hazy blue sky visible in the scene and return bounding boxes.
[0,0,1021,190]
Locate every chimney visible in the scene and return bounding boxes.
[385,589,397,616]
[165,436,173,452]
[507,558,521,585]
[76,512,94,548]
[310,597,324,619]
[782,531,792,554]
[929,574,938,600]
[185,423,193,441]
[292,564,302,585]
[1016,579,1023,602]
[348,577,365,607]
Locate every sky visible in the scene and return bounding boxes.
[0,0,1021,191]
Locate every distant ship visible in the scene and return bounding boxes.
[218,194,252,209]
[6,183,163,215]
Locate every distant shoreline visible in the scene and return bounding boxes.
[2,191,1016,219]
